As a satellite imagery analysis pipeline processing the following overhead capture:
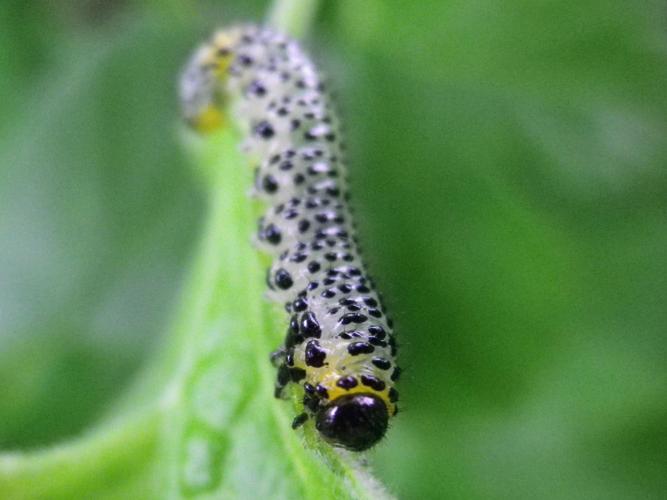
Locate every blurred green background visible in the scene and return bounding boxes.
[1,0,666,498]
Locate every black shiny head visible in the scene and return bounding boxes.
[315,393,389,451]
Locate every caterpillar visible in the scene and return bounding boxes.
[180,25,399,452]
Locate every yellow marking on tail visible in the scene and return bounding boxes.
[192,105,225,133]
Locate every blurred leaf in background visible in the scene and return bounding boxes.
[324,1,667,498]
[1,0,666,498]
[1,0,202,448]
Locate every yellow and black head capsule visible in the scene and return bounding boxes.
[315,393,389,452]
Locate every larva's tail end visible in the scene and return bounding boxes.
[189,105,225,133]
[179,29,242,133]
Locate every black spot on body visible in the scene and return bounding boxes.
[361,374,386,392]
[336,376,358,389]
[290,253,307,263]
[368,309,383,318]
[254,120,275,139]
[300,311,321,338]
[348,342,374,355]
[262,175,279,193]
[247,79,266,96]
[305,340,327,367]
[371,358,391,370]
[325,252,337,262]
[263,223,281,244]
[293,297,308,312]
[238,54,254,66]
[368,337,387,347]
[283,208,298,220]
[340,312,368,325]
[275,268,293,289]
[368,325,386,339]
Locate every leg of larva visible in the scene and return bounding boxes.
[273,363,290,399]
[270,347,286,367]
[291,412,308,429]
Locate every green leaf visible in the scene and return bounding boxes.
[0,412,160,499]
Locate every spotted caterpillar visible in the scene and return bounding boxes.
[180,25,399,452]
